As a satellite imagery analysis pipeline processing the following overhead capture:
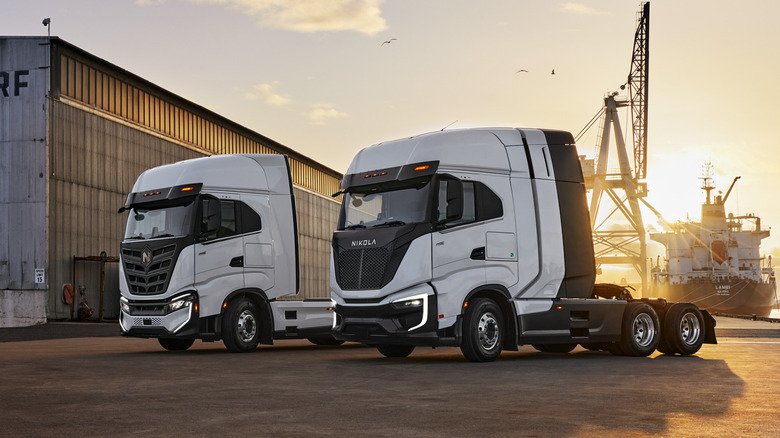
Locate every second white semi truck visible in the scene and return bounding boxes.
[330,127,716,362]
[118,154,340,352]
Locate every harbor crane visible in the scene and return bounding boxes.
[578,2,650,292]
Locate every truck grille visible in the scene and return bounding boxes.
[337,247,391,290]
[122,244,177,295]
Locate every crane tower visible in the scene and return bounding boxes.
[585,2,650,292]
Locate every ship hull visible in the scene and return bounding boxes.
[648,279,776,317]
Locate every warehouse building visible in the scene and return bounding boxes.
[0,36,342,327]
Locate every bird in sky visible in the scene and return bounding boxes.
[381,38,397,46]
[551,69,555,75]
[516,69,528,73]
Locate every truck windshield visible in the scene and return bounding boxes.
[124,197,195,240]
[340,177,431,230]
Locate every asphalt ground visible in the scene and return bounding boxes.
[1,316,779,437]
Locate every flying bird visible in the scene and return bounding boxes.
[551,69,555,75]
[381,38,397,46]
[516,69,528,73]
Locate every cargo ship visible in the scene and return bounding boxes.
[648,164,777,317]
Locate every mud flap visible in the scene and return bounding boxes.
[701,310,718,344]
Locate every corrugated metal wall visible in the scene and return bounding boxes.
[0,37,49,326]
[293,187,340,299]
[0,36,345,322]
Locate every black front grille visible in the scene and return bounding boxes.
[338,247,391,290]
[122,244,177,295]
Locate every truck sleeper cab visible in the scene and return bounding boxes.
[330,128,716,361]
[118,154,338,352]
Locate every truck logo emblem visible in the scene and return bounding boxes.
[351,239,377,247]
[141,247,153,266]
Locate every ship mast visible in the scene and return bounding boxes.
[700,162,715,205]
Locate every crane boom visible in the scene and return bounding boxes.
[628,2,649,181]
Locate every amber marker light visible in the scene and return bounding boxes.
[194,303,198,313]
[414,165,430,171]
[180,186,195,192]
[222,302,228,309]
[463,301,468,308]
[555,306,564,310]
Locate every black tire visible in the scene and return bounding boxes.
[617,302,660,357]
[662,303,705,355]
[460,298,504,362]
[376,344,415,358]
[307,335,345,346]
[158,338,194,351]
[655,304,675,354]
[533,343,577,353]
[222,298,261,353]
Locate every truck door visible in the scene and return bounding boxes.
[432,178,488,292]
[194,197,245,310]
[432,177,514,294]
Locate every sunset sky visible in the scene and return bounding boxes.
[4,0,779,274]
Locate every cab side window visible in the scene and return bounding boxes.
[239,202,262,233]
[200,199,262,240]
[437,179,502,228]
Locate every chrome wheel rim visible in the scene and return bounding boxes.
[633,313,656,347]
[237,309,257,343]
[478,312,499,351]
[679,312,701,346]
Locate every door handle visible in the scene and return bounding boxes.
[230,256,244,268]
[470,247,485,260]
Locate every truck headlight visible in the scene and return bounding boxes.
[168,294,193,312]
[120,297,130,314]
[390,294,429,331]
[391,295,425,310]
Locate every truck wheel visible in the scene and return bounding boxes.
[376,344,415,358]
[663,303,704,355]
[460,298,504,362]
[158,338,194,351]
[533,343,576,353]
[617,302,660,357]
[222,298,261,353]
[307,335,345,346]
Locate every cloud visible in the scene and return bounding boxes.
[187,0,388,35]
[245,82,291,106]
[307,103,349,125]
[558,2,604,15]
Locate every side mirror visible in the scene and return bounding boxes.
[445,178,463,221]
[435,178,463,230]
[202,198,221,235]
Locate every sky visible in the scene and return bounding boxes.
[3,0,780,279]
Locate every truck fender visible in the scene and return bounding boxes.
[463,285,518,351]
[222,288,274,345]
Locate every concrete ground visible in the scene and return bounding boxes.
[1,316,779,437]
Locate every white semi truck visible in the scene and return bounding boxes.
[330,128,717,362]
[118,154,339,352]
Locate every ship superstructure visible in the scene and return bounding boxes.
[649,164,776,316]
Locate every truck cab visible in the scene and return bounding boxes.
[331,128,715,361]
[119,154,335,352]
